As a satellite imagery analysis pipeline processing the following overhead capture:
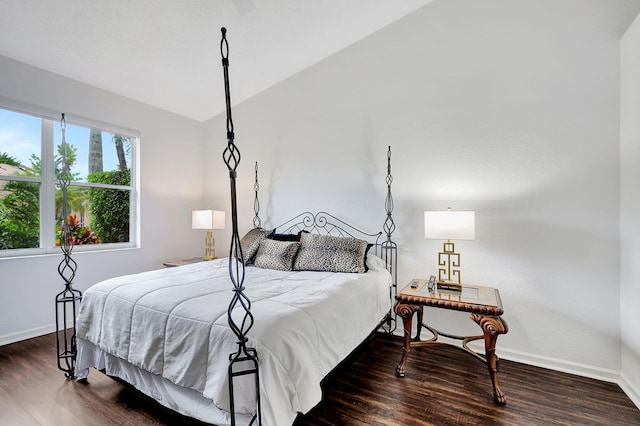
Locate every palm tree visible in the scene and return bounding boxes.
[113,135,129,170]
[88,129,103,174]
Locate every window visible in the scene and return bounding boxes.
[0,105,137,257]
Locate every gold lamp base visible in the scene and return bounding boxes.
[202,230,216,261]
[437,240,462,284]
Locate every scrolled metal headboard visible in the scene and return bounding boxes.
[274,211,383,245]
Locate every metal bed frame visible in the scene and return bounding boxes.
[221,29,398,425]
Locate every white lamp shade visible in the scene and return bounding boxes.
[212,210,225,230]
[192,210,226,230]
[424,210,475,241]
[192,210,212,229]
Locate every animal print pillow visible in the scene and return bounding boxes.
[239,227,272,264]
[293,233,369,273]
[253,239,301,271]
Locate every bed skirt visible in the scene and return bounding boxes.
[76,338,279,426]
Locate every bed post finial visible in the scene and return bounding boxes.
[220,28,262,426]
[382,145,398,334]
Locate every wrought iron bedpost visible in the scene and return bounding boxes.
[253,162,261,228]
[382,146,398,333]
[220,28,262,426]
[55,113,83,378]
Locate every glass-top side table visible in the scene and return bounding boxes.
[394,278,509,404]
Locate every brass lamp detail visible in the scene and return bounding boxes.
[425,209,475,285]
[192,210,226,260]
[438,240,461,283]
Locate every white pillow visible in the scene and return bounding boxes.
[366,253,387,272]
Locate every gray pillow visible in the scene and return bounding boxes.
[239,228,272,264]
[253,239,301,271]
[293,233,369,273]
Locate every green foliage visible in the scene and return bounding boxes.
[2,138,131,250]
[87,169,130,243]
[0,145,83,250]
[56,185,89,227]
[23,144,79,179]
[0,180,39,249]
[1,152,39,249]
[0,152,22,168]
[54,143,79,180]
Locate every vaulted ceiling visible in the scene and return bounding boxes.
[0,0,434,122]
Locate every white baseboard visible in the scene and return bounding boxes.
[490,344,620,383]
[619,373,640,410]
[0,324,56,347]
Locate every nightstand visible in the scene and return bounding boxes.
[162,257,204,267]
[394,279,508,405]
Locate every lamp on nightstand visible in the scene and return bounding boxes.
[424,208,475,285]
[192,210,225,260]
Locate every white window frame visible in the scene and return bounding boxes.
[0,100,139,258]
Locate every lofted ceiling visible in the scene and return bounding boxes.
[0,0,434,122]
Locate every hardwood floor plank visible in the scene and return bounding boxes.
[0,386,40,426]
[0,332,638,425]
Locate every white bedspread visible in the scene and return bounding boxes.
[75,256,391,426]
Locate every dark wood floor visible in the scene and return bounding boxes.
[1,333,639,425]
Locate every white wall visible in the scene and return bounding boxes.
[205,0,632,380]
[620,12,640,408]
[0,55,206,344]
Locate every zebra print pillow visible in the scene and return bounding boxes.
[253,239,301,271]
[293,233,369,273]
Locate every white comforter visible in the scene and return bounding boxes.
[75,256,391,426]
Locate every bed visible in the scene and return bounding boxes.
[72,29,398,426]
[75,214,394,426]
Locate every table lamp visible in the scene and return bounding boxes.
[192,210,225,260]
[424,208,475,285]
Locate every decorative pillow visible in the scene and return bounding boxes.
[253,239,301,271]
[239,228,272,264]
[269,230,309,242]
[364,243,373,272]
[366,252,387,272]
[270,233,301,242]
[293,233,370,273]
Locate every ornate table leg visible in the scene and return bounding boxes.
[415,306,424,341]
[394,302,419,377]
[471,313,509,404]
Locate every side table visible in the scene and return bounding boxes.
[163,257,204,267]
[394,278,509,404]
